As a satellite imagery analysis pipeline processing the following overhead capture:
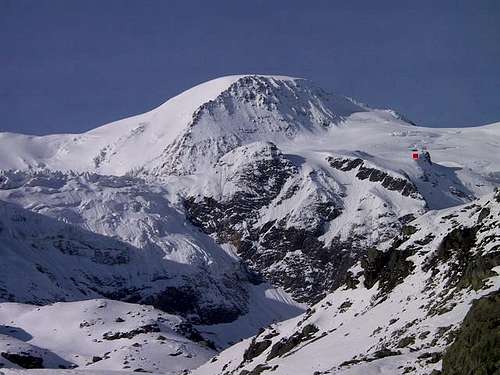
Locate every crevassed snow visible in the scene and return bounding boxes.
[0,177,304,347]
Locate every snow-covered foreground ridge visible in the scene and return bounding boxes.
[195,192,500,375]
[0,75,499,374]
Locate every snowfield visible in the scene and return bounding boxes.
[0,75,498,374]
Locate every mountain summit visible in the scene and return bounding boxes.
[149,75,366,175]
[0,75,366,175]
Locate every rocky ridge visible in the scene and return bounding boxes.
[195,190,500,375]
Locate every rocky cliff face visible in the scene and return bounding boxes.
[184,142,351,304]
[328,156,421,199]
[182,141,431,304]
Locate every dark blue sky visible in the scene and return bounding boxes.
[1,0,499,135]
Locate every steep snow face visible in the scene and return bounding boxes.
[194,192,500,375]
[280,111,500,209]
[0,299,214,374]
[2,117,497,308]
[0,198,141,304]
[0,169,238,271]
[0,75,498,199]
[0,195,249,323]
[179,114,500,304]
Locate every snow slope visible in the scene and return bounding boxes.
[0,76,243,175]
[0,299,214,374]
[0,74,356,175]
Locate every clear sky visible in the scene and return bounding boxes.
[1,0,499,135]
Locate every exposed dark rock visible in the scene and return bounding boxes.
[184,147,355,304]
[417,351,442,364]
[102,324,160,340]
[397,336,415,348]
[477,207,491,223]
[239,364,274,375]
[243,339,272,362]
[373,348,401,359]
[343,271,360,289]
[1,352,44,369]
[263,330,280,340]
[458,251,500,291]
[328,157,364,171]
[361,247,415,293]
[340,348,402,367]
[441,291,500,375]
[433,227,478,266]
[399,213,417,225]
[186,200,359,304]
[327,156,420,198]
[401,225,418,237]
[140,286,243,325]
[339,358,363,367]
[339,300,353,313]
[266,324,319,361]
[424,226,500,292]
[175,323,217,350]
[419,331,430,339]
[415,234,435,246]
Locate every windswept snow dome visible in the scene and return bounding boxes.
[0,75,243,174]
[0,75,366,175]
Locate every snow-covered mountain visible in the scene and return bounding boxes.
[0,74,499,374]
[0,76,365,176]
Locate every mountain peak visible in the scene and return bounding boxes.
[150,75,366,175]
